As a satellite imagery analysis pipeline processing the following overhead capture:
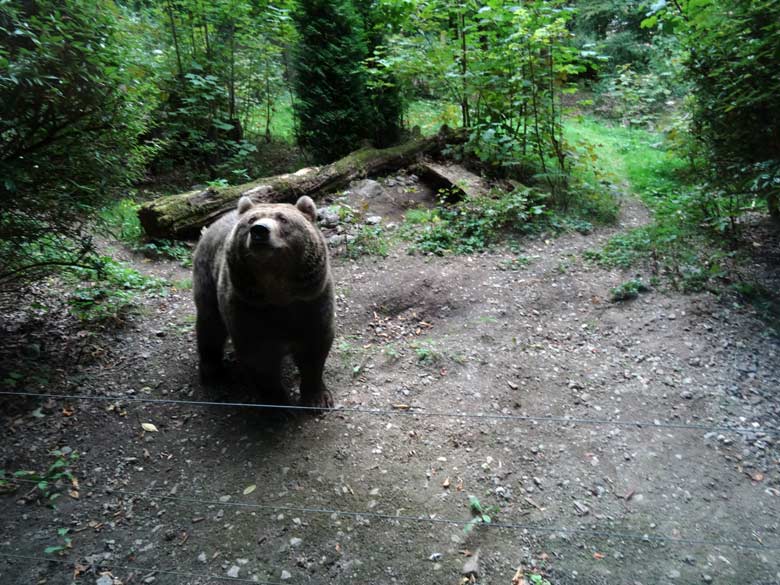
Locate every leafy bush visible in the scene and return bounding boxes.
[344,226,389,259]
[404,188,546,255]
[0,0,158,290]
[610,278,649,302]
[645,0,780,219]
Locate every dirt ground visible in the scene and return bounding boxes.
[1,174,779,585]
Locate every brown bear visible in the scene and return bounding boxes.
[192,195,335,407]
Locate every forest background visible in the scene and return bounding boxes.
[0,0,779,319]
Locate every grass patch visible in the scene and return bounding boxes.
[566,115,686,200]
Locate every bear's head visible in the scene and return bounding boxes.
[229,195,329,302]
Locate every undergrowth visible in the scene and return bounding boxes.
[402,187,547,255]
[100,198,193,267]
[67,257,167,323]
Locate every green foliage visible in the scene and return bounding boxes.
[344,226,390,259]
[67,258,167,323]
[403,187,546,255]
[464,494,498,533]
[384,0,589,185]
[44,528,73,556]
[610,278,649,302]
[644,0,780,219]
[99,199,193,266]
[0,0,158,288]
[2,449,80,508]
[293,0,373,162]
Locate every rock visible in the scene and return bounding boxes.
[573,501,590,516]
[281,570,292,580]
[461,549,480,577]
[318,206,341,228]
[668,568,681,579]
[327,234,347,247]
[197,552,207,563]
[289,537,303,547]
[350,179,383,199]
[702,575,713,583]
[96,576,113,585]
[429,552,442,562]
[365,215,382,225]
[227,566,240,578]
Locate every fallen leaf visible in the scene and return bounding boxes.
[243,484,257,495]
[511,567,528,585]
[62,406,75,417]
[391,404,411,410]
[69,490,80,499]
[141,423,158,433]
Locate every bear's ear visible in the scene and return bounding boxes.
[237,196,254,214]
[295,196,317,223]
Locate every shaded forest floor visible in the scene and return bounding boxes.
[2,135,780,585]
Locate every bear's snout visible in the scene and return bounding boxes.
[250,222,271,243]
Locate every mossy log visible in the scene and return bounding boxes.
[138,127,465,240]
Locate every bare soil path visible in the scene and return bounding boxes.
[1,176,779,585]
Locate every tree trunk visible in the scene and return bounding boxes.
[138,127,465,240]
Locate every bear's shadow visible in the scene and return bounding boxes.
[199,352,321,432]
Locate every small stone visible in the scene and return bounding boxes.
[319,207,341,228]
[429,552,442,562]
[289,537,303,547]
[365,215,382,225]
[197,552,207,563]
[680,390,694,400]
[96,576,113,585]
[668,568,681,579]
[281,570,292,581]
[702,575,713,583]
[461,549,480,577]
[573,501,590,516]
[351,179,383,199]
[227,566,240,578]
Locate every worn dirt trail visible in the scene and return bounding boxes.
[1,176,779,585]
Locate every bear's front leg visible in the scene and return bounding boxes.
[293,339,333,409]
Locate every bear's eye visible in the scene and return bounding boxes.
[276,214,288,224]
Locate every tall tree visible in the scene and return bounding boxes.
[293,0,372,163]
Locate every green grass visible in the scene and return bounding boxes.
[243,95,296,142]
[565,115,687,200]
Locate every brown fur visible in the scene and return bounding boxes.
[192,195,335,407]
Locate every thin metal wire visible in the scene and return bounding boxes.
[0,390,773,436]
[0,551,283,584]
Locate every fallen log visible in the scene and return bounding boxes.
[138,126,465,240]
[418,161,489,199]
